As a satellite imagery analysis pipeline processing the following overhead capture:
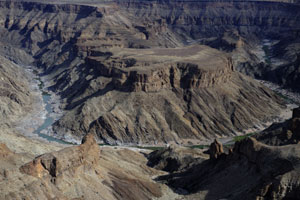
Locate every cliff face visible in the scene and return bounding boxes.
[1,134,168,200]
[84,46,234,92]
[120,0,300,33]
[0,0,296,144]
[1,1,300,199]
[117,0,300,91]
[0,55,33,129]
[157,137,300,200]
[255,107,300,145]
[46,45,284,144]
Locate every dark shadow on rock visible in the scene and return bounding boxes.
[154,138,299,200]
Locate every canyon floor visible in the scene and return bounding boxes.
[1,0,300,199]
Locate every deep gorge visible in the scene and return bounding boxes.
[0,0,299,144]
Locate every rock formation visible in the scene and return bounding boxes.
[0,0,300,199]
[0,0,297,144]
[157,137,300,200]
[255,107,300,145]
[1,134,170,200]
[0,55,33,129]
[147,144,208,172]
[209,139,224,160]
[52,44,285,144]
[20,133,99,180]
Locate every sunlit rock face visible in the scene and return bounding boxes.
[0,1,300,200]
[1,134,167,200]
[0,0,299,144]
[156,137,300,200]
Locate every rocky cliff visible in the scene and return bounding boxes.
[0,55,33,129]
[255,107,300,145]
[1,134,169,200]
[50,45,284,144]
[0,0,297,144]
[157,137,300,199]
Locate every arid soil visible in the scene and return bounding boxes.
[0,0,300,199]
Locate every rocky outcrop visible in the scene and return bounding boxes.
[49,45,285,145]
[0,0,294,144]
[1,134,167,200]
[84,45,234,93]
[0,55,33,129]
[61,70,284,145]
[157,137,300,200]
[147,145,208,172]
[20,133,99,180]
[255,107,300,145]
[209,139,224,160]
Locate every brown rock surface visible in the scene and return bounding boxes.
[147,144,208,172]
[0,0,291,145]
[20,133,99,180]
[209,139,224,160]
[0,56,33,128]
[53,44,285,144]
[1,134,173,200]
[0,143,13,158]
[0,1,299,199]
[256,107,300,145]
[158,137,300,200]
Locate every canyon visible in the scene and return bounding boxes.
[1,0,299,144]
[0,0,300,199]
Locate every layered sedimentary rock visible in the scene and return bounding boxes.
[51,45,284,144]
[0,55,33,129]
[209,139,224,160]
[158,137,300,200]
[1,134,169,200]
[255,107,300,145]
[0,0,298,144]
[147,144,208,172]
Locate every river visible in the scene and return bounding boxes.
[33,93,70,144]
[15,40,300,148]
[15,66,72,145]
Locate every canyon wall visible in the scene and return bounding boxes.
[0,0,297,143]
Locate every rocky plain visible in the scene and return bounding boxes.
[0,0,300,199]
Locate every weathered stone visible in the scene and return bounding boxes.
[160,137,300,199]
[209,139,224,160]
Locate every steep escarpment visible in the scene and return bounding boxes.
[117,0,300,91]
[0,0,296,144]
[1,134,168,200]
[50,45,284,144]
[157,137,300,200]
[147,145,208,172]
[255,107,300,145]
[83,46,234,92]
[0,55,33,129]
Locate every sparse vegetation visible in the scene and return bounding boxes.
[98,144,166,151]
[234,132,256,142]
[189,145,209,149]
[134,146,165,151]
